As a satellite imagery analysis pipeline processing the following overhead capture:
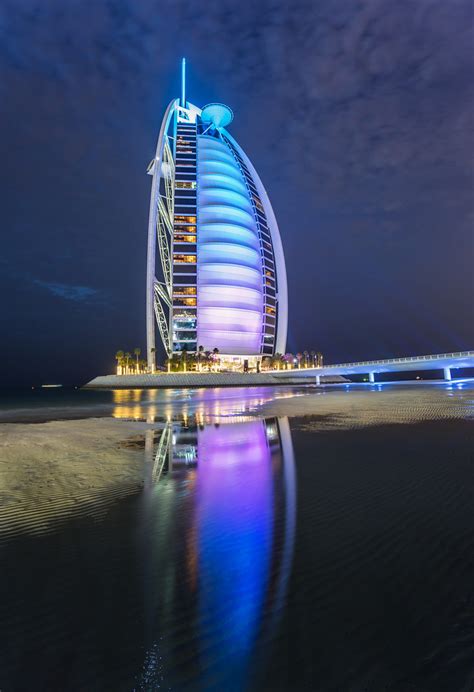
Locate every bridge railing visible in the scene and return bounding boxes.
[321,351,474,369]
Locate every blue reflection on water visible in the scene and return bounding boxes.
[138,415,296,690]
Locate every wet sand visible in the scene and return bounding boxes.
[0,418,152,539]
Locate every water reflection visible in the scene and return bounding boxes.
[111,385,303,423]
[138,415,296,690]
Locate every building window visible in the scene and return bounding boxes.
[173,309,197,318]
[175,174,196,182]
[265,306,276,315]
[174,246,197,256]
[175,193,197,201]
[173,331,197,340]
[173,275,197,286]
[174,276,196,286]
[265,269,274,278]
[173,286,197,296]
[174,215,196,224]
[173,265,197,275]
[175,181,197,189]
[173,254,196,264]
[173,297,197,306]
[174,233,196,243]
[174,206,196,215]
[174,224,196,233]
[173,318,197,330]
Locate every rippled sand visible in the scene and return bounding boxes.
[255,383,474,429]
[1,384,472,542]
[0,418,150,539]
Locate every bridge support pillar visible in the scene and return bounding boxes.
[368,372,375,383]
[443,367,451,381]
[315,374,321,386]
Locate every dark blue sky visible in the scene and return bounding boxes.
[1,0,473,386]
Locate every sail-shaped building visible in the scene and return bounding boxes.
[146,60,287,369]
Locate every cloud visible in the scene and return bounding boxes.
[33,279,98,302]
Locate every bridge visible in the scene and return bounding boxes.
[271,351,474,384]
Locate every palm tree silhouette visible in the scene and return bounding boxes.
[115,350,124,374]
[134,348,141,372]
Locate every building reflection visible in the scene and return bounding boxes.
[111,385,302,424]
[138,415,296,689]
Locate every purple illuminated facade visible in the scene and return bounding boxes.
[146,61,288,368]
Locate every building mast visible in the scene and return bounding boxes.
[180,58,186,108]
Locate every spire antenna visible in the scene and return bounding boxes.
[180,58,186,108]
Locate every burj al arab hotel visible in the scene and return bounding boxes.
[146,60,287,370]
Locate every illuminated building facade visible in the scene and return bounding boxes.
[146,60,287,369]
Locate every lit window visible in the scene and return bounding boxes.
[173,286,197,296]
[173,319,197,329]
[174,234,196,243]
[265,306,276,315]
[174,224,196,234]
[173,254,196,264]
[173,309,197,318]
[174,215,196,224]
[174,297,197,306]
[175,181,197,189]
[265,270,274,278]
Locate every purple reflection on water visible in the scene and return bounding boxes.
[196,420,274,683]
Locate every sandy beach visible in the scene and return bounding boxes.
[0,418,153,539]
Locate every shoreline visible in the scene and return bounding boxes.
[84,372,346,389]
[1,384,472,538]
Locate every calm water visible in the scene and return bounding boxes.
[0,383,473,691]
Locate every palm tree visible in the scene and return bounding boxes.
[310,350,316,367]
[134,348,141,372]
[212,347,220,372]
[124,352,131,374]
[316,351,324,367]
[115,350,124,375]
[303,350,309,368]
[198,345,204,371]
[204,350,212,371]
[296,352,303,369]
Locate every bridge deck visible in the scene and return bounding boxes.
[272,351,474,378]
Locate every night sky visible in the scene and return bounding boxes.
[1,0,473,386]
